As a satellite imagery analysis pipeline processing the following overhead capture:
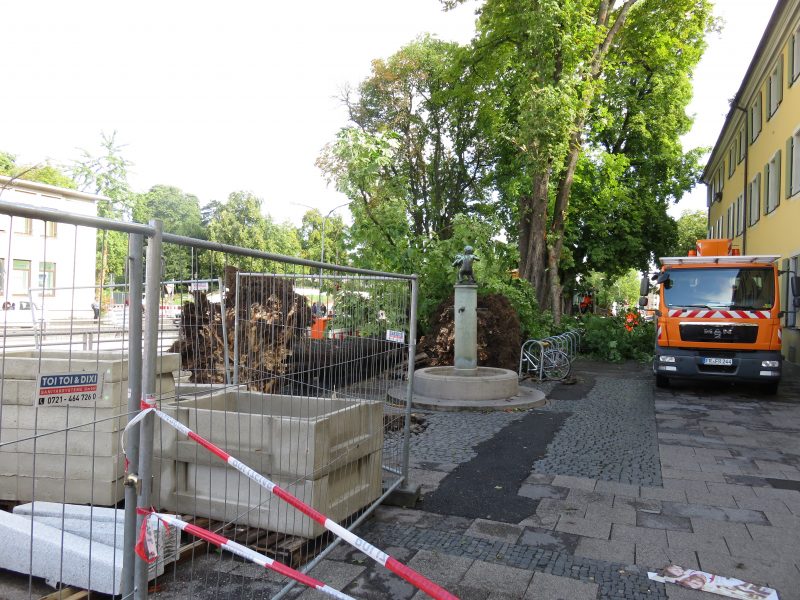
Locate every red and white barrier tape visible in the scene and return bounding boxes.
[123,408,459,600]
[138,509,354,600]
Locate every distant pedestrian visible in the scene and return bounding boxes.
[312,302,319,318]
[319,304,327,317]
[91,301,100,320]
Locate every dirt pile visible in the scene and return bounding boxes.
[418,293,521,371]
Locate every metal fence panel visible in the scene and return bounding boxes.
[0,201,418,599]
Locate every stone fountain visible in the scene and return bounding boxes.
[391,246,545,411]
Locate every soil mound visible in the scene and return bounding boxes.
[418,293,521,371]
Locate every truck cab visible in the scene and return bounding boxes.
[645,239,783,394]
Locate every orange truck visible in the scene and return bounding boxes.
[641,239,795,394]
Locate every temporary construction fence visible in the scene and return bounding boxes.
[0,199,455,599]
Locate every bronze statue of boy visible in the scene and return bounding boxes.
[453,246,479,284]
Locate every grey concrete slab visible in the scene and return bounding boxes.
[459,561,534,599]
[661,468,727,483]
[517,484,570,500]
[661,501,769,524]
[663,585,723,599]
[595,480,641,497]
[704,482,757,500]
[535,497,588,520]
[518,526,581,554]
[684,490,737,508]
[465,519,525,544]
[516,513,560,530]
[406,549,474,586]
[294,561,366,600]
[634,542,700,571]
[689,518,750,539]
[555,515,612,540]
[550,475,597,491]
[641,486,689,503]
[611,523,668,546]
[523,571,598,600]
[636,512,692,532]
[661,479,711,494]
[695,549,780,589]
[666,531,729,555]
[574,537,635,565]
[585,502,637,526]
[614,496,662,512]
[523,472,555,485]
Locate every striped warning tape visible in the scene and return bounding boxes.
[123,407,459,600]
[142,510,354,600]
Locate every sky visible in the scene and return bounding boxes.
[1,0,780,226]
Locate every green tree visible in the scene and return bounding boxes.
[133,185,204,280]
[70,132,134,284]
[318,36,493,274]
[204,191,302,275]
[298,209,348,265]
[0,151,77,189]
[455,0,714,323]
[673,209,708,256]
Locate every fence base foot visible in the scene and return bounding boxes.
[383,483,421,508]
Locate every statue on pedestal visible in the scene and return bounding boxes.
[453,246,479,284]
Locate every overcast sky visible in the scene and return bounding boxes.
[2,0,779,225]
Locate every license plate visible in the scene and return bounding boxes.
[702,357,733,366]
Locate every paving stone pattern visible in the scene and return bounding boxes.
[533,376,663,485]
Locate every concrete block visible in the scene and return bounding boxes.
[14,405,128,432]
[0,428,123,456]
[3,374,175,408]
[1,451,125,480]
[157,450,382,538]
[158,392,383,479]
[15,475,124,505]
[0,350,179,383]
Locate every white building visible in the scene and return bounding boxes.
[0,176,103,323]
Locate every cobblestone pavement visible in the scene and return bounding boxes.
[147,360,800,599]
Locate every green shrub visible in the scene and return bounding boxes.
[580,313,655,362]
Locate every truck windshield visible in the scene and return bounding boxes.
[663,267,774,310]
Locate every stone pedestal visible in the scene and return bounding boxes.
[454,284,478,371]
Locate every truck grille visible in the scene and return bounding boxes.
[679,323,758,343]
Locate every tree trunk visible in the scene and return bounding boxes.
[519,171,550,308]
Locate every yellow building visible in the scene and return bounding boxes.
[703,0,800,364]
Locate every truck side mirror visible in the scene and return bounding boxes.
[638,297,648,307]
[639,275,650,296]
[656,272,670,285]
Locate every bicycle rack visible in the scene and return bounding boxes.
[518,329,582,380]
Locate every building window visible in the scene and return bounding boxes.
[716,216,723,239]
[789,128,800,198]
[728,147,735,178]
[0,258,4,295]
[14,218,32,235]
[749,173,761,225]
[38,262,56,296]
[751,92,762,143]
[792,29,800,85]
[735,194,744,235]
[718,167,724,192]
[738,128,746,163]
[45,221,57,238]
[765,150,782,214]
[12,259,31,295]
[767,57,783,118]
[726,205,732,238]
[787,255,798,328]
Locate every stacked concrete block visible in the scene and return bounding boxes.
[0,350,179,504]
[155,391,384,538]
[0,503,177,594]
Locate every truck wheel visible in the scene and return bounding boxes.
[762,382,779,395]
[655,374,670,388]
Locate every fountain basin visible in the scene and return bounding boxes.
[413,366,519,401]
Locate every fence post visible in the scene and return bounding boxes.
[218,277,232,385]
[134,220,162,599]
[122,233,144,598]
[400,276,419,496]
[232,271,240,385]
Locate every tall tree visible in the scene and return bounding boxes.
[133,185,204,280]
[205,191,301,275]
[457,0,713,322]
[297,209,348,266]
[673,209,708,256]
[318,36,493,272]
[70,132,134,283]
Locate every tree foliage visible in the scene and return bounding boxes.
[298,209,348,265]
[204,191,301,275]
[0,151,77,189]
[451,0,714,322]
[673,209,708,256]
[133,185,204,280]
